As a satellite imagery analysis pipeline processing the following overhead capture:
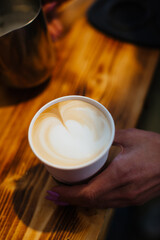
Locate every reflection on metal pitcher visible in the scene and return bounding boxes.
[0,0,56,88]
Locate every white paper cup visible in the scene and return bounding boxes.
[28,95,115,184]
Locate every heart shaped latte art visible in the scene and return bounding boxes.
[31,100,111,167]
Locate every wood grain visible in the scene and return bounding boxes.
[0,0,159,239]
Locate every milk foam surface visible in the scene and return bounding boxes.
[31,100,111,167]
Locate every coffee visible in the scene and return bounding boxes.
[31,100,111,167]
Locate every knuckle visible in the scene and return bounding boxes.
[113,161,130,184]
[83,188,97,206]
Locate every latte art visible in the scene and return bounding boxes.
[31,100,111,167]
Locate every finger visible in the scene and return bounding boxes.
[46,186,132,208]
[42,2,57,15]
[45,160,125,207]
[51,19,63,33]
[108,180,160,207]
[47,22,63,40]
[46,171,116,208]
[47,184,90,207]
[113,128,138,147]
[42,0,68,7]
[132,183,160,206]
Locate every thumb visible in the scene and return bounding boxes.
[113,128,137,147]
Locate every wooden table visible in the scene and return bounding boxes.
[0,1,159,239]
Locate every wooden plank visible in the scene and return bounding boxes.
[0,1,159,239]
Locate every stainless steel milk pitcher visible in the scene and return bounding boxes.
[0,0,55,88]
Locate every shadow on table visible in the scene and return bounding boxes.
[0,78,50,107]
[12,164,85,234]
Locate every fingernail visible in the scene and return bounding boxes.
[47,191,59,200]
[47,2,57,11]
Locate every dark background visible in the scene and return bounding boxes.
[106,58,160,240]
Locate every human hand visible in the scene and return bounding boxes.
[46,128,160,208]
[42,0,66,40]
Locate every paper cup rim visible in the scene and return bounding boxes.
[28,95,115,170]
